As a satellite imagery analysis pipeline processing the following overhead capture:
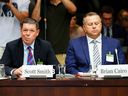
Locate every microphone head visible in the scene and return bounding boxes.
[115,48,119,64]
[115,49,117,53]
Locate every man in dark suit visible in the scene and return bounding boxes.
[1,18,59,80]
[65,12,126,75]
[100,6,124,39]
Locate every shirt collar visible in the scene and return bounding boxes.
[23,41,35,50]
[87,34,102,44]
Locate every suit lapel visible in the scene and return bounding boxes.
[17,39,24,66]
[81,37,90,64]
[34,39,41,64]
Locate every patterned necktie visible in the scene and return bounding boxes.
[27,46,34,65]
[92,40,101,72]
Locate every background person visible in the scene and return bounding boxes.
[100,6,124,39]
[0,0,30,59]
[70,16,85,39]
[31,0,77,64]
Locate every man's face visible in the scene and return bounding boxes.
[102,13,113,27]
[121,11,128,30]
[21,23,39,45]
[83,15,102,39]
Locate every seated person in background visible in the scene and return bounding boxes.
[116,9,128,46]
[100,6,124,39]
[1,18,59,80]
[116,9,128,63]
[65,12,126,76]
[70,16,85,39]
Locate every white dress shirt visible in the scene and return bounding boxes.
[23,42,35,65]
[86,34,102,72]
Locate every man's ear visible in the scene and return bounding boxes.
[82,24,86,33]
[36,29,40,36]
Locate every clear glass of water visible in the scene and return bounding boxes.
[0,64,5,78]
[58,64,66,75]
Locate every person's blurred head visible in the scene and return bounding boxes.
[20,18,39,45]
[118,9,128,31]
[70,16,77,28]
[100,6,114,27]
[83,12,102,39]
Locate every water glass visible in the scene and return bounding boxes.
[58,64,66,75]
[0,64,5,78]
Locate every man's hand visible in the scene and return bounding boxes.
[6,0,13,8]
[13,67,26,80]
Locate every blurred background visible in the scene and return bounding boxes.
[75,0,128,25]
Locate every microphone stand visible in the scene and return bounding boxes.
[43,0,47,40]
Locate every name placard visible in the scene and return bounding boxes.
[22,65,55,78]
[97,64,128,78]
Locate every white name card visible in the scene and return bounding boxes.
[97,64,128,78]
[22,65,55,78]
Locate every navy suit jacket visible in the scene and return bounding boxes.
[66,36,126,74]
[1,38,59,75]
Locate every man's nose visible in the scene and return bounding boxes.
[26,30,31,35]
[92,24,96,28]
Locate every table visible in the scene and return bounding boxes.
[0,78,128,96]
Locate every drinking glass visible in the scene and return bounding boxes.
[58,64,66,75]
[0,64,5,78]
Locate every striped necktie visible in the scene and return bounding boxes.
[27,46,34,65]
[92,40,101,72]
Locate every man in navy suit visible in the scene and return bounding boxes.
[65,12,126,76]
[1,18,59,80]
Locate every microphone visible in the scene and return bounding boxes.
[115,49,119,65]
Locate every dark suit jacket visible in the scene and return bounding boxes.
[1,38,59,75]
[65,36,126,74]
[102,23,124,38]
